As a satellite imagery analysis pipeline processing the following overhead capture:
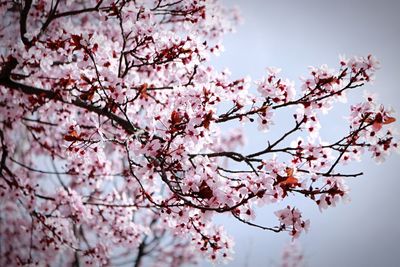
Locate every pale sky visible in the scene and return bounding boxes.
[208,1,400,266]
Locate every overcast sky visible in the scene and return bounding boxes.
[208,1,400,266]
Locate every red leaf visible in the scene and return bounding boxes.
[197,181,213,199]
[64,130,81,142]
[203,110,213,129]
[274,168,300,187]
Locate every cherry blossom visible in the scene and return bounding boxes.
[279,241,305,267]
[0,0,398,266]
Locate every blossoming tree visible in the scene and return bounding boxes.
[0,0,398,266]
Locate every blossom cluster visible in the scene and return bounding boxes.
[0,0,398,266]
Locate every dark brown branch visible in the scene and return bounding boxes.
[39,0,105,37]
[247,118,303,158]
[0,76,140,135]
[271,69,362,110]
[20,0,33,46]
[9,157,69,175]
[232,213,283,233]
[216,105,270,123]
[39,0,60,37]
[326,120,368,175]
[134,236,148,267]
[297,168,363,178]
[0,129,9,180]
